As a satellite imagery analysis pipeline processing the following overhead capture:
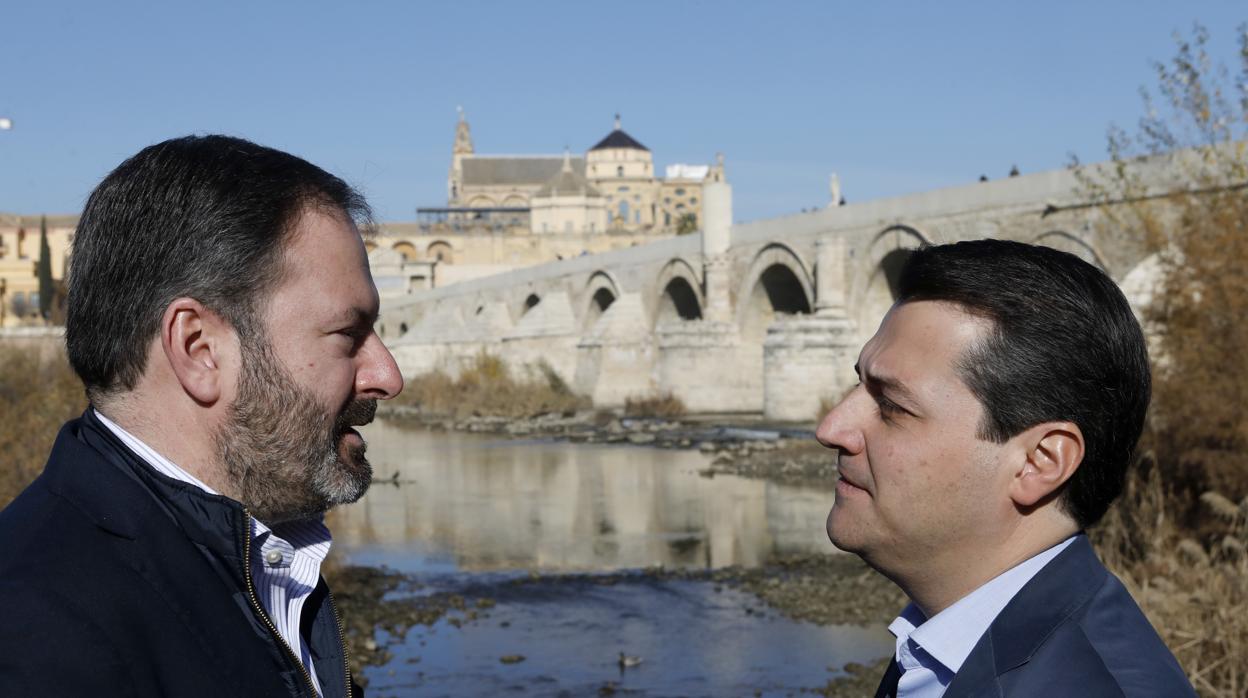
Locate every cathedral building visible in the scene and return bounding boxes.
[442,111,722,235]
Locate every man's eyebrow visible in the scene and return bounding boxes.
[329,307,378,327]
[854,362,920,405]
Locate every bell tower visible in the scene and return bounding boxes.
[448,106,474,204]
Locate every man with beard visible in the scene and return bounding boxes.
[0,135,402,697]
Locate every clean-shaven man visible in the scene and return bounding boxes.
[817,240,1193,696]
[0,135,402,696]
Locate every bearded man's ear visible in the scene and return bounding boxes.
[161,298,231,406]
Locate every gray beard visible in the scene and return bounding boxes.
[215,338,376,525]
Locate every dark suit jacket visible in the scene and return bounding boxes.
[878,536,1194,697]
[0,412,360,697]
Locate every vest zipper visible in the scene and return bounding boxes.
[241,509,319,698]
[327,588,354,696]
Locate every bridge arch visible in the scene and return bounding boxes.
[1031,230,1108,271]
[737,243,815,341]
[582,271,621,331]
[652,258,705,327]
[857,224,931,334]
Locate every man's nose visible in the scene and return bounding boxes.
[355,332,404,399]
[815,386,867,455]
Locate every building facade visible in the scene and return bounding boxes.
[444,111,722,235]
[0,213,74,327]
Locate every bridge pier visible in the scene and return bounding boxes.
[501,290,580,385]
[574,293,656,407]
[763,314,857,421]
[656,320,759,413]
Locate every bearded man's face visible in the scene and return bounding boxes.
[216,336,377,524]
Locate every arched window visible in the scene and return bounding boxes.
[427,241,453,263]
[616,165,624,177]
[392,241,418,262]
[618,201,630,222]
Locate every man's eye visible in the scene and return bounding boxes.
[337,328,367,344]
[876,398,903,421]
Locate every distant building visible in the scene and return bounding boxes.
[0,213,75,327]
[441,111,723,235]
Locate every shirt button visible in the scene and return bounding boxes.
[265,549,283,565]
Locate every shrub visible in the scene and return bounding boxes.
[623,393,686,420]
[0,344,85,508]
[398,352,587,419]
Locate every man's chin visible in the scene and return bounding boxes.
[825,506,865,553]
[325,446,373,504]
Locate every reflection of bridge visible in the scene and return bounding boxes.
[380,159,1162,421]
[330,423,832,572]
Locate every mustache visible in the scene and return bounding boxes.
[335,399,377,432]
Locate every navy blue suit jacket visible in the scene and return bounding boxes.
[879,536,1194,697]
[0,413,359,697]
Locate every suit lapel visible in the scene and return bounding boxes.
[873,657,902,698]
[943,537,1105,696]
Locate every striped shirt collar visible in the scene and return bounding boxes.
[91,408,332,549]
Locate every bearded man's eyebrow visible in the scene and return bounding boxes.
[330,308,378,328]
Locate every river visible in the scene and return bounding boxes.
[329,418,893,697]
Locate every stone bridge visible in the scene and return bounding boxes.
[378,160,1164,421]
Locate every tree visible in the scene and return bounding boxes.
[1081,25,1248,695]
[1079,24,1248,501]
[675,213,698,235]
[37,215,53,321]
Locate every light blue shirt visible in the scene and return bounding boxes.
[888,536,1077,697]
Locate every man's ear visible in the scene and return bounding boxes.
[1009,421,1085,508]
[160,298,231,405]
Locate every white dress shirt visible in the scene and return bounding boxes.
[95,410,332,696]
[887,536,1077,697]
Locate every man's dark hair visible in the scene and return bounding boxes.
[66,134,371,402]
[896,239,1151,529]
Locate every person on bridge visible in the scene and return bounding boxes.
[816,239,1193,696]
[0,135,403,696]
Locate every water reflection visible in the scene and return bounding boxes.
[330,419,836,572]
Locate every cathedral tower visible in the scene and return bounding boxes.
[448,107,474,204]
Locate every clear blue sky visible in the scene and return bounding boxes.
[1,1,1243,223]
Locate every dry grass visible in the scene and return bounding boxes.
[1093,463,1247,697]
[622,393,686,420]
[0,344,86,508]
[397,352,588,420]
